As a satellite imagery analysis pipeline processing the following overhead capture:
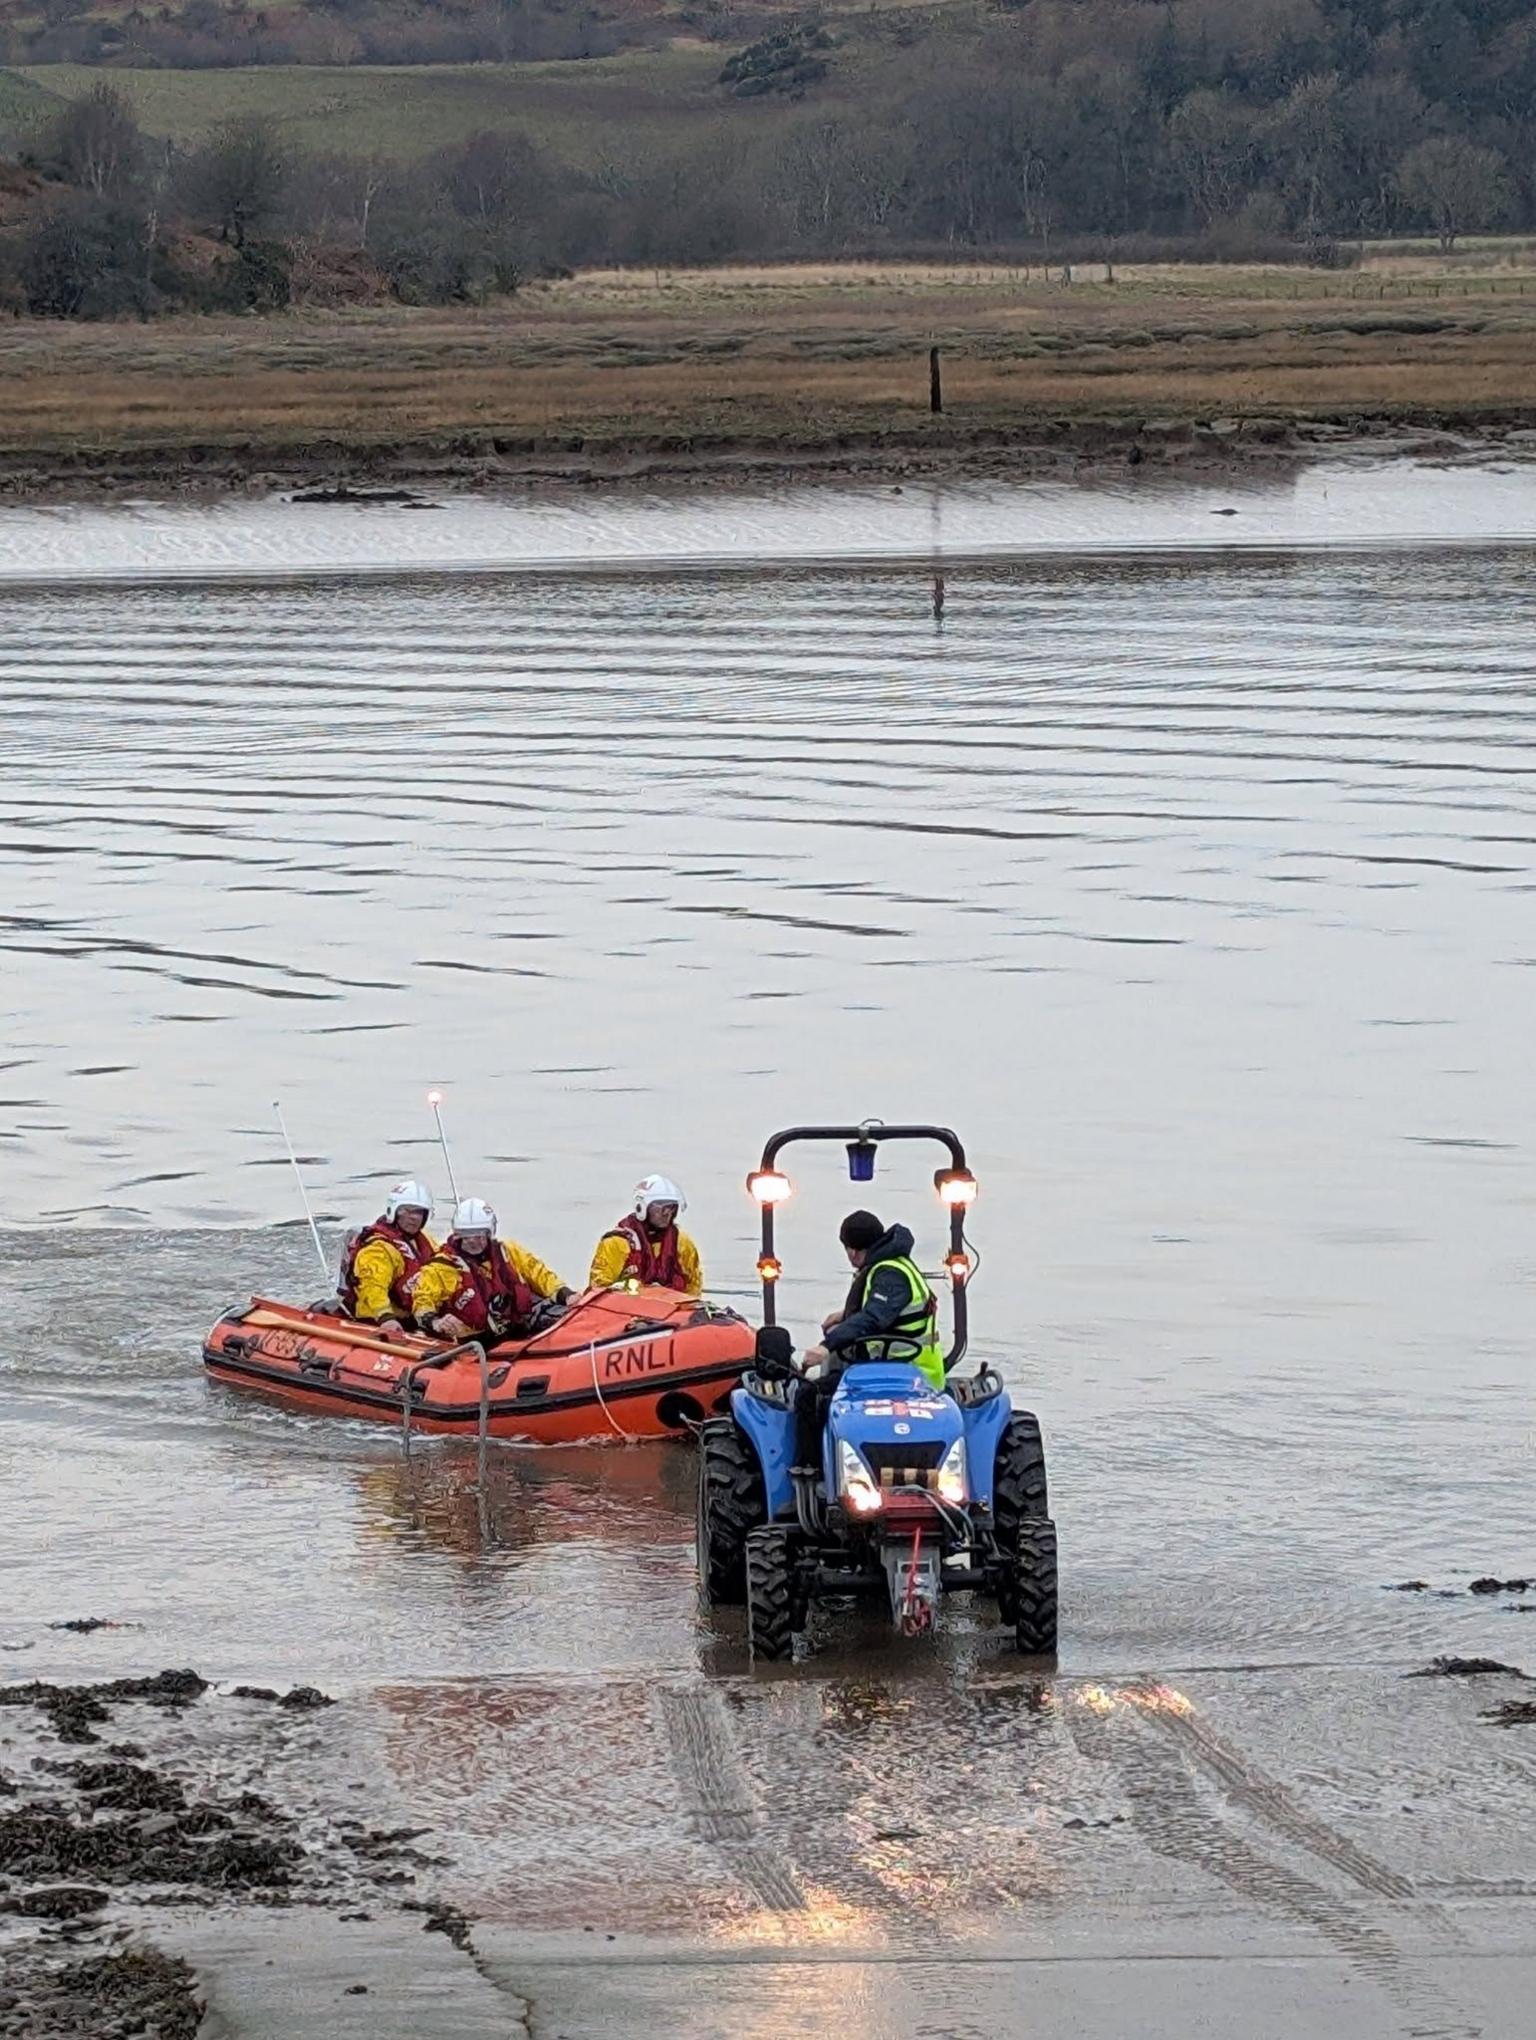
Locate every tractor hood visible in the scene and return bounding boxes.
[826,1363,964,1455]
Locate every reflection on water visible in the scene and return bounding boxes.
[0,465,1533,586]
[353,1441,699,1568]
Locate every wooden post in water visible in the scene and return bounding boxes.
[929,345,943,415]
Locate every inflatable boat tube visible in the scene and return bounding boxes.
[202,1287,756,1442]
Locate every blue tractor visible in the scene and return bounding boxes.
[695,1123,1057,1661]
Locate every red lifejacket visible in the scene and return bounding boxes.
[414,1237,537,1337]
[338,1218,435,1319]
[603,1214,685,1290]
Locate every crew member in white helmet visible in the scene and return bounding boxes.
[338,1180,437,1336]
[589,1175,702,1295]
[408,1198,572,1343]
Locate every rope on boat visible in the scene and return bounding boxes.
[588,1339,630,1442]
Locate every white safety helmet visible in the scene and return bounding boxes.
[633,1174,685,1220]
[384,1180,433,1222]
[453,1197,497,1236]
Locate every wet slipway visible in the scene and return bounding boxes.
[2,467,1534,2036]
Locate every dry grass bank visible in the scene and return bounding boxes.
[2,261,1534,489]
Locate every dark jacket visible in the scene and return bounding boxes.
[824,1224,923,1359]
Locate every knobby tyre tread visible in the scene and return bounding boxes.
[697,1418,766,1606]
[745,1526,798,1662]
[992,1411,1050,1552]
[1014,1517,1059,1656]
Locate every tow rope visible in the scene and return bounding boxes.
[588,1338,631,1443]
[899,1523,933,1636]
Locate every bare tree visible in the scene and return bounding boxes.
[1268,72,1346,238]
[1021,150,1054,260]
[188,113,288,247]
[434,129,550,234]
[43,83,144,200]
[1168,90,1262,227]
[1394,136,1509,252]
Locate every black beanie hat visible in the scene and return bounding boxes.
[839,1210,885,1251]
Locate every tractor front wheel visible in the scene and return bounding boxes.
[697,1418,766,1607]
[745,1526,800,1662]
[1013,1518,1059,1656]
[992,1411,1050,1553]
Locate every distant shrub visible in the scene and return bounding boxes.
[211,237,293,311]
[17,192,155,317]
[720,24,832,100]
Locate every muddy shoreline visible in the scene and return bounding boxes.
[0,1668,482,2040]
[4,1641,1534,2036]
[2,410,1535,506]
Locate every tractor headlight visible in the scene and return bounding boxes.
[838,1440,883,1515]
[936,1437,968,1506]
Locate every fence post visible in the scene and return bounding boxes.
[929,345,943,415]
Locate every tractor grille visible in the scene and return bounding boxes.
[861,1442,944,1486]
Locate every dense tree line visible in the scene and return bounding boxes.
[2,1,1533,316]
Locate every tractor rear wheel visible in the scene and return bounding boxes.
[745,1526,799,1662]
[696,1418,766,1607]
[1013,1518,1059,1656]
[992,1412,1050,1552]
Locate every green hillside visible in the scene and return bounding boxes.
[0,64,61,143]
[17,48,762,164]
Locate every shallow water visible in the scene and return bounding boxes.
[2,470,1535,2031]
[3,464,1534,1677]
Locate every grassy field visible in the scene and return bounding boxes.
[16,51,739,161]
[0,62,59,137]
[0,260,1533,489]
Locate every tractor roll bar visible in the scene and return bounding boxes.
[752,1123,971,1372]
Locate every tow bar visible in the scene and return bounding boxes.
[887,1525,941,1637]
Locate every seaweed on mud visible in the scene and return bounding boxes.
[99,1671,208,1708]
[1407,1656,1530,1678]
[339,1822,448,1872]
[1483,1699,1536,1726]
[231,1683,334,1710]
[65,1761,187,1812]
[0,1884,108,1918]
[279,1685,334,1710]
[0,1684,111,1744]
[290,485,422,505]
[420,1901,474,1950]
[0,1793,298,1890]
[0,1946,202,2040]
[0,1671,208,1745]
[1469,1576,1532,1595]
[340,1824,432,1856]
[47,1619,140,1634]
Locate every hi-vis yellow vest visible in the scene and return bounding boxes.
[857,1254,944,1389]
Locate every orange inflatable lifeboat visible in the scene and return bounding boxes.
[202,1287,756,1442]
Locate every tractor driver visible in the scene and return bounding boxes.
[794,1209,944,1470]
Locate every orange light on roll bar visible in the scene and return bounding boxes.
[747,1170,793,1205]
[757,1255,782,1283]
[934,1168,978,1206]
[946,1251,971,1284]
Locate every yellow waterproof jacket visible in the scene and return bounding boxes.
[589,1226,703,1295]
[408,1238,566,1322]
[352,1230,439,1323]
